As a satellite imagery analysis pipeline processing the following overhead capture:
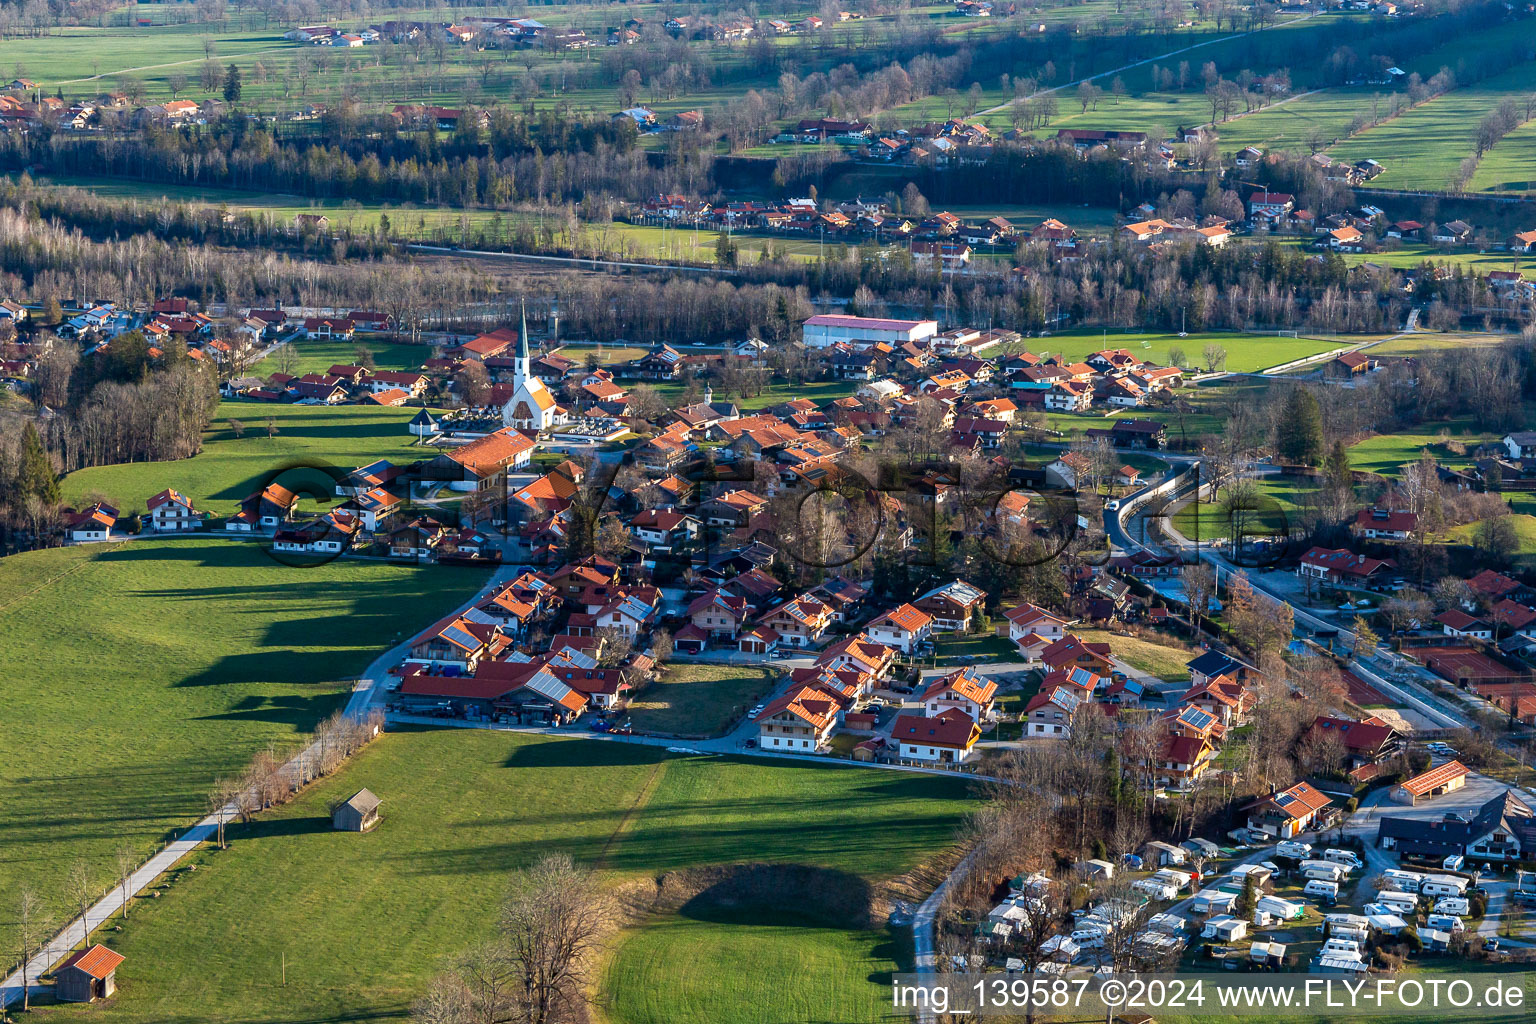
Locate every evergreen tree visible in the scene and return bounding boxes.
[19,422,59,505]
[223,63,242,103]
[1276,387,1324,466]
[1324,439,1351,493]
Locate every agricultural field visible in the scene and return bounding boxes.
[1329,60,1536,191]
[627,664,778,736]
[40,729,973,1024]
[61,400,432,516]
[1471,115,1536,193]
[0,538,481,957]
[1320,242,1536,280]
[1014,329,1346,373]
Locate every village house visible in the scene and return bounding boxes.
[757,685,839,752]
[1247,781,1332,839]
[146,488,200,531]
[892,708,982,763]
[866,602,935,652]
[920,666,997,722]
[761,595,834,647]
[913,579,986,632]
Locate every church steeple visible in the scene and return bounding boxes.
[515,300,530,387]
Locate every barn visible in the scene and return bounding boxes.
[333,788,382,832]
[54,944,125,1002]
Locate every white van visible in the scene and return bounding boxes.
[1322,937,1362,956]
[1323,848,1363,869]
[1375,891,1418,912]
[1304,879,1340,899]
[1426,913,1465,933]
[1442,855,1465,872]
[1433,897,1471,917]
[1276,840,1313,859]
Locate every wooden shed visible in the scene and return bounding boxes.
[54,944,124,1002]
[333,788,382,832]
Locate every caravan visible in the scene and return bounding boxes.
[1426,913,1465,933]
[1381,869,1424,893]
[1421,875,1469,898]
[1256,895,1305,921]
[1433,897,1471,917]
[1322,937,1362,957]
[1300,860,1345,882]
[1304,879,1340,900]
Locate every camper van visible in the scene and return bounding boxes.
[1433,897,1471,917]
[1421,875,1469,898]
[1304,879,1340,900]
[1301,860,1346,882]
[1426,913,1465,933]
[1276,840,1313,859]
[1381,869,1424,893]
[1323,848,1363,869]
[1442,855,1465,872]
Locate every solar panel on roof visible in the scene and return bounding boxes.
[440,624,479,651]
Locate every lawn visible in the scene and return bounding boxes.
[1346,419,1497,477]
[1077,627,1200,682]
[652,377,856,411]
[627,664,778,736]
[0,538,483,958]
[265,338,435,380]
[1169,477,1317,540]
[555,343,651,366]
[931,633,1017,666]
[61,401,431,515]
[39,730,973,1023]
[601,910,903,1024]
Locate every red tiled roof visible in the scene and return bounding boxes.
[60,945,125,980]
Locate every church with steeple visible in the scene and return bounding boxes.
[500,302,556,433]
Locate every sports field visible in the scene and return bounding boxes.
[0,538,482,958]
[61,401,430,515]
[40,729,972,1023]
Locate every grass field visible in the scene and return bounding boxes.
[0,538,482,958]
[1471,114,1536,193]
[1012,329,1346,374]
[601,910,901,1024]
[628,664,777,736]
[264,339,435,379]
[1077,627,1200,681]
[1346,418,1498,477]
[1330,60,1536,191]
[1318,242,1536,280]
[653,377,856,411]
[62,401,430,515]
[40,729,972,1023]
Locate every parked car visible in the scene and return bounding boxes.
[748,704,766,719]
[745,738,757,748]
[1485,938,1500,952]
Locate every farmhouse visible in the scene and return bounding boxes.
[1246,781,1331,839]
[428,428,537,492]
[1377,791,1535,860]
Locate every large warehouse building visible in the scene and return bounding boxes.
[802,314,939,350]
